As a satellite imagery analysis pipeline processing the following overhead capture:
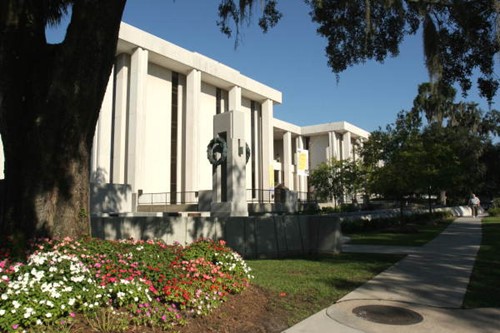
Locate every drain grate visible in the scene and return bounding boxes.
[352,305,423,325]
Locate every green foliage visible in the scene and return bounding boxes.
[217,0,282,40]
[84,307,129,333]
[344,212,454,246]
[305,0,499,102]
[361,82,499,203]
[342,211,452,234]
[488,207,500,217]
[309,158,365,203]
[0,237,253,332]
[491,198,500,209]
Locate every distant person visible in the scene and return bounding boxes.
[469,194,480,218]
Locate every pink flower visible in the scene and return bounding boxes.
[69,312,76,318]
[12,324,19,329]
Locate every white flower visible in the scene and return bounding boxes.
[46,312,52,318]
[68,298,76,306]
[1,294,7,300]
[0,309,5,316]
[12,300,20,309]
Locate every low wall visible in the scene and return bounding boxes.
[91,215,342,258]
[90,183,132,214]
[90,206,472,259]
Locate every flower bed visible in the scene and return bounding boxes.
[0,237,253,332]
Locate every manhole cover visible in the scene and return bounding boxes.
[352,305,423,325]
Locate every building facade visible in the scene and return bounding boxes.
[0,23,369,214]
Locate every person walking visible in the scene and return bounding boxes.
[469,194,481,218]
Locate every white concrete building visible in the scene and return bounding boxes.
[0,23,370,214]
[271,119,369,204]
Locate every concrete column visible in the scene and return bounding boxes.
[327,131,337,161]
[343,131,352,160]
[212,111,248,217]
[111,54,130,184]
[127,47,148,194]
[260,99,274,191]
[283,131,292,188]
[93,69,114,183]
[229,86,241,111]
[184,69,201,198]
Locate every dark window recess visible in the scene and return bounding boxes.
[170,72,179,204]
[220,132,227,202]
[216,88,222,114]
[251,101,257,198]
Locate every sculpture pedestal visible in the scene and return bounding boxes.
[210,110,248,217]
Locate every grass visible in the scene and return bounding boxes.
[344,218,453,246]
[242,214,498,329]
[463,216,500,308]
[248,253,402,326]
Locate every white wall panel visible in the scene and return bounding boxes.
[142,64,172,193]
[198,82,217,191]
[309,135,329,170]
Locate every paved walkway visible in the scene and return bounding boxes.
[282,216,500,333]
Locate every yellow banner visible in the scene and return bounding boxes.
[297,149,309,176]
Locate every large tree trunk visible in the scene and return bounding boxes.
[0,0,126,243]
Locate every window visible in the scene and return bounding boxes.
[216,88,222,114]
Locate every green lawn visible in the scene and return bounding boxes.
[344,218,453,246]
[463,216,500,308]
[248,253,402,325]
[244,215,499,329]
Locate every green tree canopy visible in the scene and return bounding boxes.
[362,83,498,206]
[305,0,499,102]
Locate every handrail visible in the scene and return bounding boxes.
[138,189,318,205]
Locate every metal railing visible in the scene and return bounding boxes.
[246,189,275,203]
[137,191,199,205]
[138,190,318,205]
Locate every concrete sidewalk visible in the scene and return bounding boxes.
[282,217,500,333]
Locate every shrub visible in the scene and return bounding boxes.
[488,207,500,217]
[491,198,500,209]
[0,237,252,332]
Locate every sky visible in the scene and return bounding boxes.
[49,0,498,133]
